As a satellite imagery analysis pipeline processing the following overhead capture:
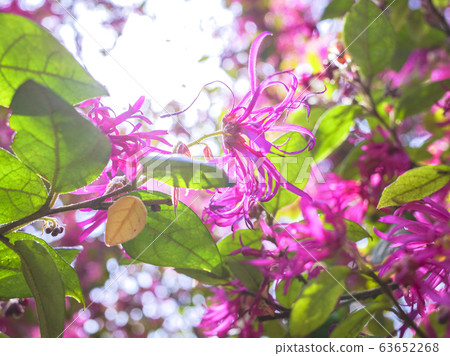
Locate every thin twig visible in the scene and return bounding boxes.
[258,311,290,322]
[340,282,399,301]
[425,0,450,37]
[367,271,427,338]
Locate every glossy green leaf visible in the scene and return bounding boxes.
[0,13,107,107]
[378,165,450,208]
[330,299,391,338]
[15,239,65,338]
[275,278,304,308]
[290,266,350,337]
[313,105,361,162]
[343,0,395,77]
[0,148,47,224]
[345,219,371,242]
[123,191,222,272]
[322,0,355,20]
[265,132,313,213]
[396,80,450,120]
[141,154,234,189]
[9,81,111,193]
[226,255,264,292]
[217,229,262,256]
[0,233,84,306]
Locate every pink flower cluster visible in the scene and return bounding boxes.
[203,32,316,230]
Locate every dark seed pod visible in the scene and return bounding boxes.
[51,229,59,237]
[5,303,24,318]
[150,205,161,212]
[18,298,29,306]
[59,227,64,234]
[45,227,53,234]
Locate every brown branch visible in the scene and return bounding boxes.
[0,183,172,236]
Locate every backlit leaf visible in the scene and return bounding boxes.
[330,298,392,338]
[15,239,65,338]
[265,132,313,213]
[0,13,107,107]
[9,81,111,193]
[396,80,450,120]
[322,0,355,20]
[123,191,222,272]
[141,154,234,190]
[343,0,395,77]
[313,105,361,162]
[0,233,84,306]
[0,148,47,224]
[105,196,148,247]
[290,266,350,337]
[378,165,450,208]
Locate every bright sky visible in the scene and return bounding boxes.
[62,0,239,121]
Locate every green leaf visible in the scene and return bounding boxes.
[391,9,445,70]
[345,219,372,242]
[9,81,111,193]
[226,255,264,292]
[275,278,304,308]
[0,148,47,224]
[323,218,371,242]
[0,13,107,107]
[123,191,222,272]
[378,165,450,208]
[308,308,349,338]
[0,239,28,297]
[367,311,395,337]
[330,299,391,338]
[289,266,350,337]
[263,320,288,338]
[313,105,361,162]
[0,233,84,306]
[322,0,355,20]
[396,80,450,120]
[337,141,363,180]
[141,154,234,189]
[54,246,83,264]
[264,132,313,213]
[406,145,434,163]
[343,0,396,77]
[14,239,65,338]
[432,0,449,6]
[217,229,262,256]
[175,266,231,285]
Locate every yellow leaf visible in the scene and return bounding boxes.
[105,196,148,247]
